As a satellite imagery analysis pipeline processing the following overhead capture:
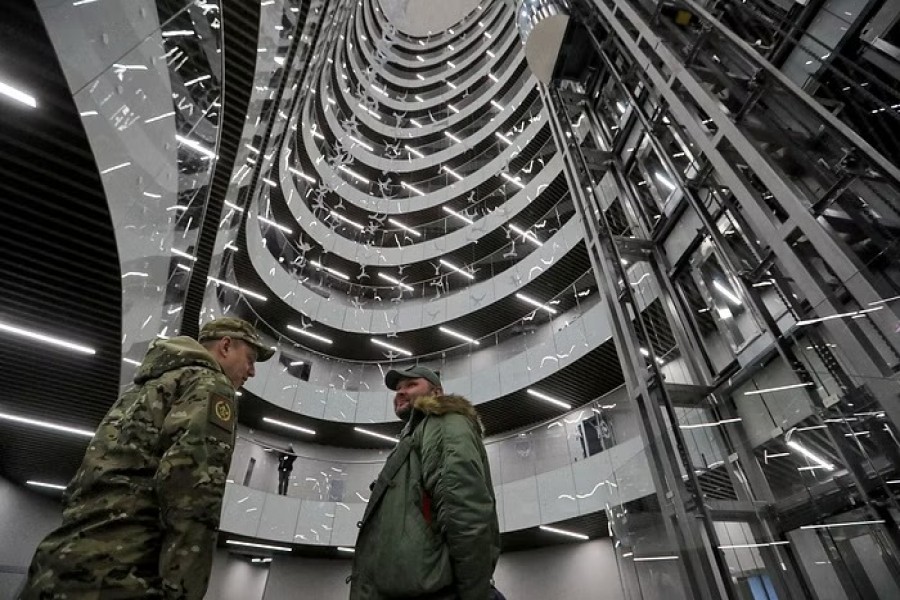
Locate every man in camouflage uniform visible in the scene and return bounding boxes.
[20,317,274,599]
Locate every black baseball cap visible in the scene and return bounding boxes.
[384,365,442,390]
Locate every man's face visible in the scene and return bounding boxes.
[393,377,439,419]
[217,338,258,390]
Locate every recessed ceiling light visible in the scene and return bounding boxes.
[526,389,571,409]
[26,480,67,491]
[371,338,413,356]
[354,426,399,443]
[515,293,558,314]
[539,525,587,540]
[0,412,95,438]
[0,320,95,355]
[439,326,479,345]
[287,325,333,344]
[263,417,315,436]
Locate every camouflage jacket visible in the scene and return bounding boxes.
[350,395,500,600]
[21,337,237,600]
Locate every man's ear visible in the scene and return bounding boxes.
[434,386,444,396]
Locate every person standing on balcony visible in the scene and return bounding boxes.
[349,365,501,600]
[20,318,273,600]
[277,444,297,495]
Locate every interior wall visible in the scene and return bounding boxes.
[494,539,625,600]
[210,538,623,600]
[0,477,62,600]
[204,548,270,600]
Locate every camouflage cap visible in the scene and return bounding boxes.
[198,317,275,361]
[384,365,442,390]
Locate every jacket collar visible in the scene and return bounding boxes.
[409,394,484,435]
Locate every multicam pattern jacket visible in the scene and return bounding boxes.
[21,337,237,600]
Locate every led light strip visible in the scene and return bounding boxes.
[354,427,399,443]
[207,277,267,301]
[263,417,315,436]
[287,325,333,344]
[371,338,413,356]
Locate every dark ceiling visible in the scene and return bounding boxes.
[0,2,122,489]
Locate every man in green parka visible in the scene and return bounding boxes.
[350,365,501,600]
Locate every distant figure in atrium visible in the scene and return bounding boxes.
[20,318,273,600]
[349,365,501,600]
[277,444,297,495]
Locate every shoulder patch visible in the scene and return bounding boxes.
[208,393,236,434]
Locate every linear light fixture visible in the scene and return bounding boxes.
[287,325,334,344]
[288,167,316,183]
[713,280,742,305]
[289,360,305,366]
[718,541,790,550]
[0,79,37,108]
[379,273,414,291]
[501,173,525,189]
[27,480,67,491]
[539,525,587,540]
[495,131,512,145]
[251,558,273,563]
[0,320,96,355]
[417,74,425,80]
[388,218,421,237]
[654,172,676,191]
[443,166,463,181]
[416,56,424,62]
[258,216,293,234]
[371,338,413,356]
[170,248,196,261]
[358,104,382,120]
[447,82,457,90]
[445,131,462,144]
[448,104,460,114]
[144,111,174,123]
[263,417,315,436]
[633,555,680,562]
[402,181,426,196]
[0,412,95,438]
[800,520,885,530]
[175,134,217,159]
[442,206,473,225]
[226,540,292,552]
[680,418,742,430]
[439,258,475,279]
[486,50,495,58]
[410,118,422,128]
[439,326,479,345]
[312,130,325,140]
[488,73,499,83]
[310,259,351,280]
[329,211,365,232]
[123,357,142,366]
[509,224,542,246]
[490,100,504,111]
[744,382,813,396]
[527,389,571,409]
[787,441,834,472]
[795,306,884,326]
[224,200,245,212]
[516,292,558,314]
[405,144,424,158]
[338,165,370,184]
[354,426,399,443]
[337,547,355,553]
[348,135,374,152]
[162,30,194,37]
[447,61,456,68]
[207,277,268,301]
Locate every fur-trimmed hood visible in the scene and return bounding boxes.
[413,394,484,435]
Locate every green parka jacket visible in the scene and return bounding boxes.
[349,394,501,600]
